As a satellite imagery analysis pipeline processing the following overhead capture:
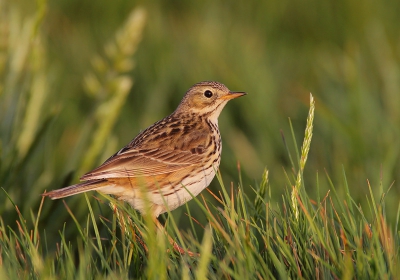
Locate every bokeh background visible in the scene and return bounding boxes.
[1,0,399,242]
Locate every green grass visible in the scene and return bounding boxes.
[1,0,400,278]
[1,119,399,278]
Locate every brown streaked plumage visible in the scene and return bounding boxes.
[43,81,246,255]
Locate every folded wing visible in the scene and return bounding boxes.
[80,147,203,180]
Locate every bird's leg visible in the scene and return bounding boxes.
[154,218,199,257]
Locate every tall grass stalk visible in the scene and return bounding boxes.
[291,93,315,220]
[78,7,147,175]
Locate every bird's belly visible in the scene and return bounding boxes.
[151,165,217,213]
[99,164,219,217]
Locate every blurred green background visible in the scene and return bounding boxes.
[1,0,399,242]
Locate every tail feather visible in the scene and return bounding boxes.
[43,179,107,199]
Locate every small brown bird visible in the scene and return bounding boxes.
[44,81,246,254]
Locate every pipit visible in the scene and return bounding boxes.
[43,81,246,255]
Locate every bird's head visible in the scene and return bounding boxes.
[175,81,246,121]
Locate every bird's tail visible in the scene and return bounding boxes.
[42,179,107,199]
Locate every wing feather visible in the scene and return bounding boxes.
[80,148,202,180]
[80,117,211,181]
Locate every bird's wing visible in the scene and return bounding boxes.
[80,147,204,180]
[81,118,212,181]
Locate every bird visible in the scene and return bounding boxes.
[43,81,246,255]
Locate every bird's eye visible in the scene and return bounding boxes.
[204,90,213,98]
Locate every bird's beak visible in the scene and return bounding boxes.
[220,91,247,100]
